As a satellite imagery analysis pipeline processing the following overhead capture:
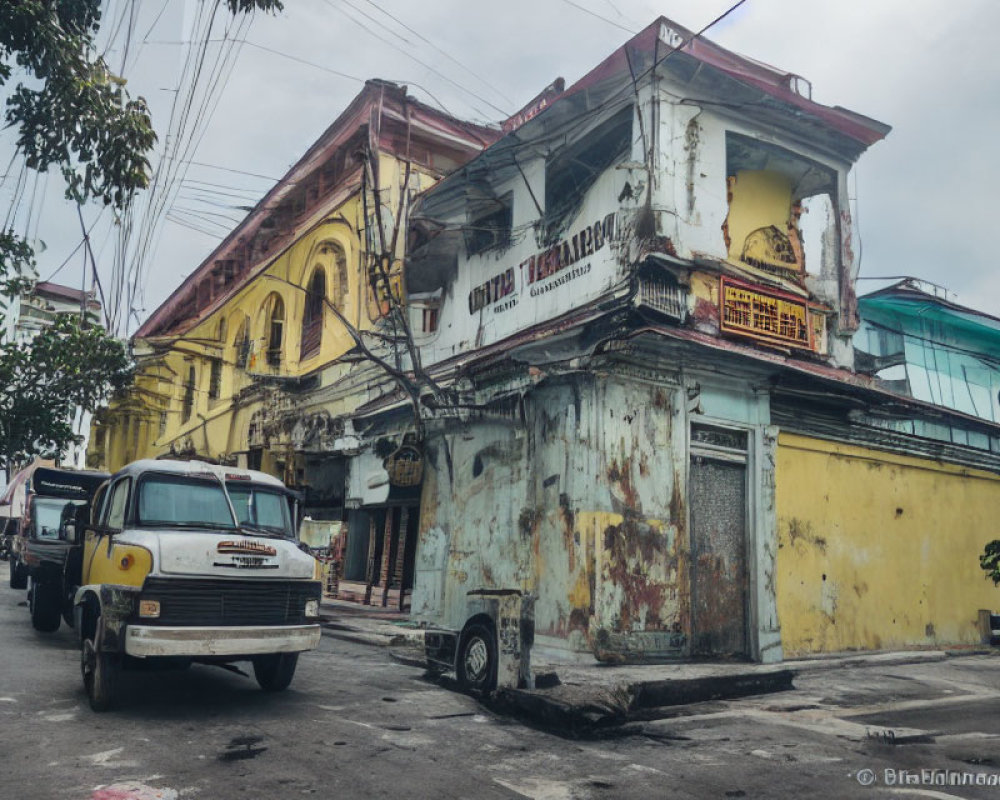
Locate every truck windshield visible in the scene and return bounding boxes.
[32,498,85,540]
[227,483,293,538]
[137,476,237,530]
[136,474,293,536]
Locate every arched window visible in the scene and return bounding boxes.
[181,365,196,423]
[217,317,227,343]
[265,294,285,368]
[300,267,326,359]
[233,316,251,369]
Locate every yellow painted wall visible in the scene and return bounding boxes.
[724,169,800,271]
[776,432,1000,655]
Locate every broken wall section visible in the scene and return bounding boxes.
[654,94,860,362]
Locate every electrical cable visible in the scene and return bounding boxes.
[115,1,257,335]
[360,0,515,107]
[559,0,636,34]
[321,0,508,119]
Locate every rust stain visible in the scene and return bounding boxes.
[643,235,677,258]
[668,479,685,533]
[601,518,676,633]
[559,495,576,572]
[417,490,438,546]
[693,295,718,325]
[606,457,641,514]
[568,607,589,633]
[675,546,691,645]
[518,507,539,539]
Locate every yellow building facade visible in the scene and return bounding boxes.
[776,432,1000,655]
[90,82,495,485]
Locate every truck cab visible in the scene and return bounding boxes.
[74,459,322,711]
[22,467,109,632]
[1,462,108,631]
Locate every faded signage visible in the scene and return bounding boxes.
[467,212,618,316]
[720,277,812,350]
[469,267,515,313]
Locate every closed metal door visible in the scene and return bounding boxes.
[689,454,748,658]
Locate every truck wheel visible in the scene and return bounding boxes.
[457,623,498,694]
[30,580,61,632]
[81,616,120,712]
[9,558,27,590]
[252,653,299,691]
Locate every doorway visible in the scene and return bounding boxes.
[689,424,749,658]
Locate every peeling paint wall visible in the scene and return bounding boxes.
[414,370,784,663]
[414,374,697,660]
[776,432,1000,655]
[656,93,855,355]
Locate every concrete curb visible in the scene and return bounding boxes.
[497,669,797,735]
[319,618,424,648]
[781,650,949,672]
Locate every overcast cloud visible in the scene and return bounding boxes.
[3,0,998,329]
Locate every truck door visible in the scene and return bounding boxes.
[83,478,129,585]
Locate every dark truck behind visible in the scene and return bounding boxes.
[8,465,109,631]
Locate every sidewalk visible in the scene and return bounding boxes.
[317,598,995,732]
[318,596,425,649]
[503,649,960,733]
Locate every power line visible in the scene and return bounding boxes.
[320,0,509,119]
[166,155,282,182]
[360,0,516,106]
[241,40,365,84]
[558,0,636,34]
[419,0,754,233]
[166,212,229,239]
[147,36,489,124]
[117,1,255,335]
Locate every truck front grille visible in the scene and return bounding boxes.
[138,577,321,626]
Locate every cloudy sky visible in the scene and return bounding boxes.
[3,0,998,331]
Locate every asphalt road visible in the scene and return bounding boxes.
[4,561,1000,800]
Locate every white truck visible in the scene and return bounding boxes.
[73,459,323,710]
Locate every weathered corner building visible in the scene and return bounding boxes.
[399,17,1000,675]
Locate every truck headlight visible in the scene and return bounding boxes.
[138,599,160,618]
[305,599,319,618]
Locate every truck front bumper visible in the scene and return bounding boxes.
[124,623,322,658]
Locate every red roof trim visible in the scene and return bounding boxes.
[556,17,889,147]
[135,81,498,339]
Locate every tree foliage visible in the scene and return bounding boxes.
[0,315,133,469]
[1,0,156,208]
[981,541,1000,586]
[0,0,284,472]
